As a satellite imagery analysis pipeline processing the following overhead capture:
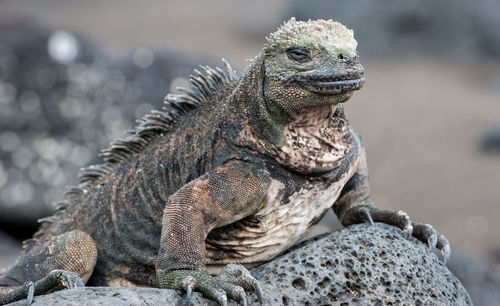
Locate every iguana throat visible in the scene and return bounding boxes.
[275,104,353,175]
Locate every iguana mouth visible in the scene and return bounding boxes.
[291,71,365,95]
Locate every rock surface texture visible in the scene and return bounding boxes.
[9,223,472,305]
[252,223,471,305]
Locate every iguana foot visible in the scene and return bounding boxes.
[0,270,84,305]
[343,205,451,262]
[158,264,263,305]
[29,270,84,304]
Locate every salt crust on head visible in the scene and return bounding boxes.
[265,17,358,58]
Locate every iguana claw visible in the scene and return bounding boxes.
[255,284,264,303]
[25,281,34,306]
[437,234,451,263]
[362,208,374,226]
[182,275,196,304]
[54,270,85,289]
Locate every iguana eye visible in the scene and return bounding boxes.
[286,48,311,63]
[338,53,345,60]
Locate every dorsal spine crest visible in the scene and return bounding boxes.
[23,59,236,252]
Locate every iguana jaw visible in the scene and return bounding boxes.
[288,69,365,96]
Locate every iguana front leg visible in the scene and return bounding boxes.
[156,160,270,305]
[333,145,451,262]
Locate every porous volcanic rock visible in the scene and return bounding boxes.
[251,223,472,305]
[9,223,472,305]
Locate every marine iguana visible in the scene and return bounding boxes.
[0,18,450,305]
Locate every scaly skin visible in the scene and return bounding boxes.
[0,18,450,305]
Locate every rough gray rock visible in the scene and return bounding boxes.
[8,223,472,305]
[252,223,472,305]
[9,287,188,306]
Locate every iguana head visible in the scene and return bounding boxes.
[262,18,364,118]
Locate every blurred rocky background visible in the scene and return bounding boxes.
[0,0,499,304]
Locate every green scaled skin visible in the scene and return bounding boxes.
[0,18,450,305]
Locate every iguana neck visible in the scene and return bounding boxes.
[223,57,278,158]
[230,54,350,164]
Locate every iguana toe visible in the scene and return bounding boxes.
[362,208,374,226]
[345,205,413,236]
[218,283,246,306]
[53,270,85,289]
[182,275,196,304]
[437,234,451,263]
[219,264,261,303]
[209,288,227,306]
[412,223,438,248]
[409,223,450,263]
[182,274,228,305]
[393,210,413,238]
[25,281,34,306]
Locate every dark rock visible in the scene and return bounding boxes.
[480,126,500,153]
[9,223,472,305]
[492,245,500,264]
[0,22,201,237]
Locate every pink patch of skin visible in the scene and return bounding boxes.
[276,104,353,174]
